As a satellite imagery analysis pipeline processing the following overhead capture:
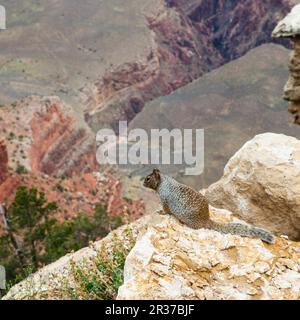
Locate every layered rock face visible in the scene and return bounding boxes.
[0,96,97,176]
[0,101,145,230]
[82,2,216,131]
[206,133,300,241]
[0,96,104,227]
[83,0,293,131]
[118,213,300,300]
[1,1,292,131]
[273,4,300,123]
[168,0,292,61]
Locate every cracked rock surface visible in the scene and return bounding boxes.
[117,209,300,300]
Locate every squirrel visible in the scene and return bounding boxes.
[143,168,274,244]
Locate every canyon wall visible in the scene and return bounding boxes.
[0,96,97,177]
[129,44,300,188]
[82,0,293,132]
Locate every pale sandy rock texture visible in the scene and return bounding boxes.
[3,206,300,300]
[273,4,300,123]
[206,133,300,241]
[117,210,300,300]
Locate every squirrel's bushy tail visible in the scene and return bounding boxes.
[206,219,274,244]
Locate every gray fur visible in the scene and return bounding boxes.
[144,169,275,244]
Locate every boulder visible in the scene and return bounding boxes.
[206,133,300,241]
[117,210,300,300]
[272,4,300,38]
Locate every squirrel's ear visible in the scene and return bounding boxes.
[152,168,161,179]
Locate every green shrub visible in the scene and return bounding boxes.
[69,227,135,300]
[55,183,64,193]
[8,132,16,141]
[0,187,125,298]
[16,164,27,174]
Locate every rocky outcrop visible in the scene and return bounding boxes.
[0,96,97,176]
[206,133,300,241]
[118,213,300,300]
[4,208,300,300]
[273,4,300,124]
[272,3,300,37]
[3,129,300,300]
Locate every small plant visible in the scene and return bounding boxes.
[55,183,64,193]
[0,187,58,294]
[7,132,16,141]
[90,189,97,196]
[123,196,133,205]
[16,164,27,174]
[69,227,135,300]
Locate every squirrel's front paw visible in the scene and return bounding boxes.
[155,209,168,215]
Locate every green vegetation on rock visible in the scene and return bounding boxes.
[0,186,124,298]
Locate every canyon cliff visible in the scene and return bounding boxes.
[82,0,295,131]
[1,2,300,300]
[0,0,297,191]
[3,133,300,300]
[0,1,294,131]
[0,96,96,176]
[129,44,300,188]
[0,96,144,229]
